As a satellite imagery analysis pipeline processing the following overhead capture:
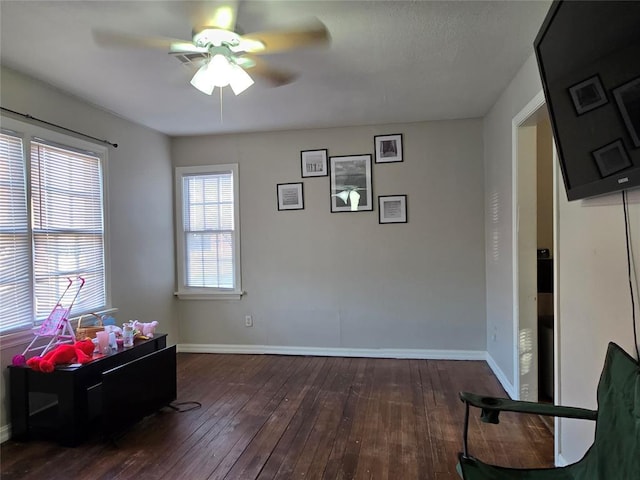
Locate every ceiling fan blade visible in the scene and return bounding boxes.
[93,30,191,50]
[240,18,330,54]
[169,43,209,54]
[243,55,298,87]
[190,1,238,32]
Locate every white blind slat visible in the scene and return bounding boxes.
[0,130,107,334]
[182,171,236,289]
[0,132,32,332]
[31,141,106,319]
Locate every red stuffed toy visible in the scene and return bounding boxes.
[26,339,95,373]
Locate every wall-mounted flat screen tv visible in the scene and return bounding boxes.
[534,1,640,201]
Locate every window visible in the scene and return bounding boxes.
[0,119,108,335]
[175,164,242,299]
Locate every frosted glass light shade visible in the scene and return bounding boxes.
[190,55,254,96]
[190,60,216,95]
[209,54,232,87]
[228,63,254,95]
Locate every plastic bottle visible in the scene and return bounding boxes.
[123,323,134,348]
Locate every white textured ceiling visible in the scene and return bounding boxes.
[0,0,551,136]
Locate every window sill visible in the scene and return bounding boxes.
[174,291,245,301]
[0,307,119,351]
[1,329,35,350]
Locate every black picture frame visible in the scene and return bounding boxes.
[568,75,608,115]
[613,77,640,148]
[300,149,328,177]
[592,139,632,178]
[277,182,304,210]
[374,133,403,163]
[329,154,373,212]
[378,195,407,224]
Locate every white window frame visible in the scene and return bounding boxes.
[174,164,242,300]
[0,116,111,342]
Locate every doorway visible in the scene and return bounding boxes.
[512,92,556,404]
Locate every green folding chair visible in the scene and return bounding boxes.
[457,342,640,479]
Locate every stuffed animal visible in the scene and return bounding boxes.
[103,325,122,336]
[132,320,158,338]
[26,339,95,373]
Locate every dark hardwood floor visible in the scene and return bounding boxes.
[1,353,553,480]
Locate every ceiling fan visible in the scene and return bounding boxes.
[93,1,330,96]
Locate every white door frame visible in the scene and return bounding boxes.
[551,137,562,466]
[512,89,562,464]
[511,90,547,400]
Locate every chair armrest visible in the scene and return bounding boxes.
[459,391,597,424]
[458,391,597,458]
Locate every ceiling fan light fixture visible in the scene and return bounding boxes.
[190,54,254,96]
[193,28,239,48]
[209,54,233,87]
[228,63,254,95]
[190,60,216,95]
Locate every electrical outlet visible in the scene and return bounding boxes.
[245,315,253,327]
[492,326,498,341]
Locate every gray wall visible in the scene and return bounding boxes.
[483,54,544,383]
[556,190,640,461]
[0,67,176,433]
[172,120,487,352]
[483,53,640,462]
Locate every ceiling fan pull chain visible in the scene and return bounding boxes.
[220,87,224,124]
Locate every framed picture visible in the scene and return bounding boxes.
[329,154,373,212]
[569,75,608,115]
[301,149,328,177]
[592,139,631,178]
[613,77,640,148]
[378,195,407,224]
[374,133,403,163]
[277,182,304,210]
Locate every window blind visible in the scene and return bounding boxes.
[183,171,235,289]
[0,132,32,333]
[30,140,106,318]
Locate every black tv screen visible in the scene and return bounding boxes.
[534,1,640,201]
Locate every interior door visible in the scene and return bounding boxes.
[517,125,539,401]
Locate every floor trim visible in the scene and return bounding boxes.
[0,424,10,444]
[485,351,517,399]
[177,343,486,360]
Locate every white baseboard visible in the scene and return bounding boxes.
[556,453,570,467]
[1,423,10,443]
[177,343,486,361]
[485,352,517,399]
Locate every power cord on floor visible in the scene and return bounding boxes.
[168,401,202,413]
